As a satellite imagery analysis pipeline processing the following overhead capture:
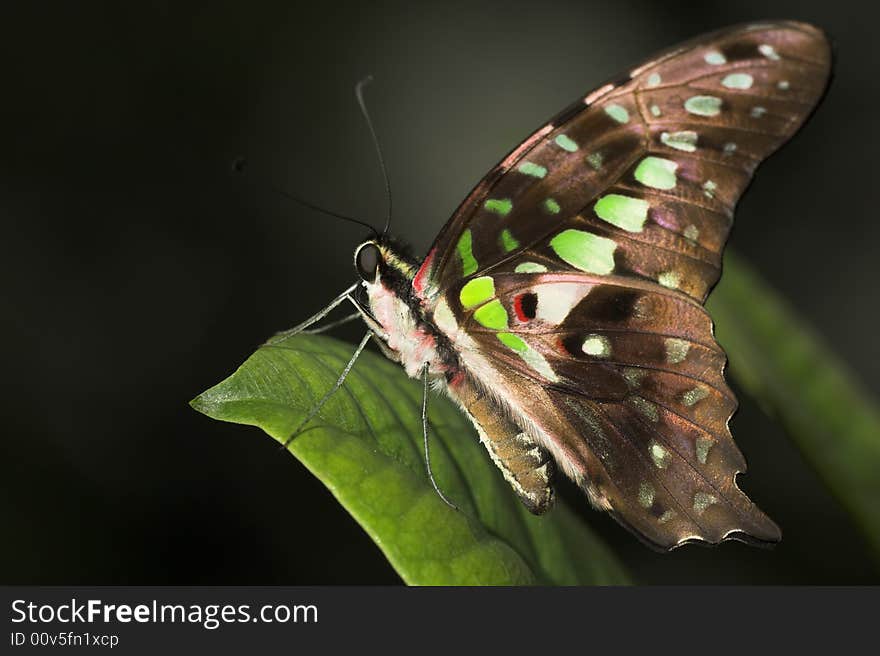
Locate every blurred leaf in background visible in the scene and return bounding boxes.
[709,253,880,564]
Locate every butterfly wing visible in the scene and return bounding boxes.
[414,21,831,303]
[417,21,831,548]
[440,271,775,548]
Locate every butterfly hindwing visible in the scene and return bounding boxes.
[437,271,778,548]
[549,392,779,548]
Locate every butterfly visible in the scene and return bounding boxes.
[293,21,831,550]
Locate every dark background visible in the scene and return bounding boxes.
[1,0,877,584]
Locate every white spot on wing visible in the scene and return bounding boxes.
[649,440,670,469]
[638,482,655,508]
[722,73,754,89]
[693,492,718,513]
[664,338,691,364]
[520,348,559,382]
[535,283,591,325]
[758,43,780,60]
[582,334,611,358]
[658,271,681,289]
[683,225,700,242]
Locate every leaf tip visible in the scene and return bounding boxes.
[189,387,221,419]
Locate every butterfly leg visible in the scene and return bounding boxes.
[279,330,372,449]
[301,312,360,334]
[421,363,459,511]
[266,281,360,345]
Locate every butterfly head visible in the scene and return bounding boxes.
[353,238,418,291]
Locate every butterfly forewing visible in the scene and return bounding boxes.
[417,21,830,303]
[417,21,831,549]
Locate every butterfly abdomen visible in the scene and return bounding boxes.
[446,372,555,514]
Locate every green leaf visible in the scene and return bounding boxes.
[191,332,631,585]
[709,252,880,559]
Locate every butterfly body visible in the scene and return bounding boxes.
[349,21,831,550]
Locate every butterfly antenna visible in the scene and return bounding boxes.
[421,364,459,511]
[354,76,393,235]
[231,157,380,237]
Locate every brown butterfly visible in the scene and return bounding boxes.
[298,21,832,550]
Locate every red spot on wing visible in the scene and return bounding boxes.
[513,292,538,322]
[412,247,436,297]
[513,294,528,322]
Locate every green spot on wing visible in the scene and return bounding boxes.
[604,104,629,123]
[550,229,616,274]
[459,276,495,309]
[497,332,528,353]
[514,262,547,273]
[722,73,753,89]
[543,198,561,214]
[554,134,578,152]
[684,95,722,117]
[457,229,478,276]
[660,130,697,153]
[517,161,547,178]
[500,229,519,253]
[473,299,509,330]
[594,194,650,232]
[484,198,513,216]
[633,156,678,191]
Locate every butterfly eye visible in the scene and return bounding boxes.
[355,242,381,282]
